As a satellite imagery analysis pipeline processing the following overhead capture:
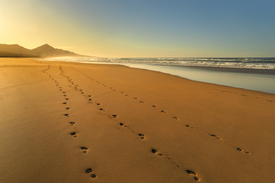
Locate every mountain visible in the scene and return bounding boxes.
[0,44,82,57]
[31,44,80,57]
[0,44,36,57]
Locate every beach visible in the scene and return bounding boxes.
[1,58,275,183]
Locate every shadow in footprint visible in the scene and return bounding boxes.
[70,132,77,137]
[151,148,157,154]
[86,168,96,178]
[86,168,93,174]
[186,125,194,129]
[81,147,88,153]
[237,148,251,155]
[209,134,221,140]
[186,170,201,181]
[138,134,145,139]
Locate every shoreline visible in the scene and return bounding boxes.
[178,65,275,75]
[35,58,275,95]
[1,58,275,183]
[119,63,275,95]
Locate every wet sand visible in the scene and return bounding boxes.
[120,63,275,94]
[0,58,275,183]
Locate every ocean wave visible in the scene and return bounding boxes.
[38,57,275,70]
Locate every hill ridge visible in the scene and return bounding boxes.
[0,43,83,57]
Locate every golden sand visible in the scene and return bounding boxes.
[0,58,275,183]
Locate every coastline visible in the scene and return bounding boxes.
[37,57,275,94]
[120,63,275,95]
[1,58,275,183]
[179,65,275,75]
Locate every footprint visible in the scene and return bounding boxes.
[172,116,178,120]
[152,105,156,108]
[96,103,100,106]
[138,134,145,139]
[209,134,221,140]
[66,98,69,100]
[151,148,164,156]
[186,125,194,129]
[66,107,70,110]
[70,132,77,137]
[186,170,201,181]
[161,110,166,113]
[69,122,75,125]
[91,174,97,178]
[157,153,163,156]
[151,148,157,154]
[237,148,251,155]
[112,115,117,118]
[119,123,124,126]
[63,102,67,104]
[237,148,243,151]
[86,168,93,174]
[64,114,69,117]
[81,147,88,153]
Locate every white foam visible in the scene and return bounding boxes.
[38,57,275,70]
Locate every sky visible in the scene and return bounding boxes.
[1,0,275,57]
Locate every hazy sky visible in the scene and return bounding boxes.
[1,0,275,57]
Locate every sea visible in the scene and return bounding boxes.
[39,57,275,95]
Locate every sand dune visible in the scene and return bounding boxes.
[0,58,274,183]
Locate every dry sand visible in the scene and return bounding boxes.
[0,58,275,183]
